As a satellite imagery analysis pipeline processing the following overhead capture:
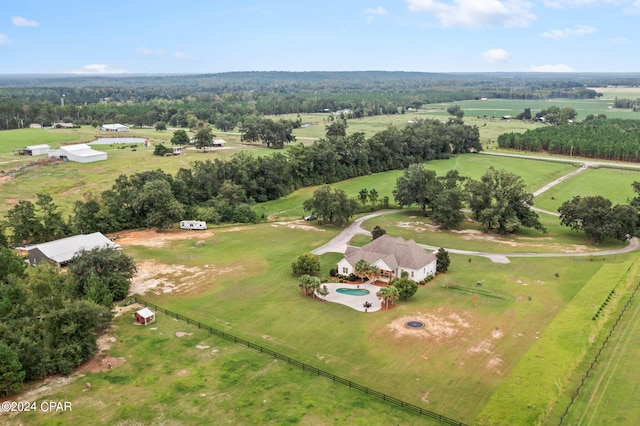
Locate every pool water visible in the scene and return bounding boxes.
[336,288,370,296]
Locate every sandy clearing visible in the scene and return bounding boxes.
[271,220,325,232]
[114,228,217,248]
[385,309,472,342]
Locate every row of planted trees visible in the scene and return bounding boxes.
[497,117,640,161]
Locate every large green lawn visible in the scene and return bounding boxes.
[116,220,619,423]
[534,167,640,212]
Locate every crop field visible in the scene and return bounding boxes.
[4,96,640,424]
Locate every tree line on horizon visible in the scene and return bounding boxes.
[0,71,607,131]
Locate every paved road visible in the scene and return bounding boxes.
[479,151,640,171]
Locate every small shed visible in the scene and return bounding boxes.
[134,308,156,325]
[24,144,51,156]
[212,139,226,147]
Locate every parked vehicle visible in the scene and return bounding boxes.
[179,220,207,230]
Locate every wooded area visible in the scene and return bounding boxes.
[0,71,613,130]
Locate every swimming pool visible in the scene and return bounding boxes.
[336,288,370,296]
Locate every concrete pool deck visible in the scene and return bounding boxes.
[316,281,383,312]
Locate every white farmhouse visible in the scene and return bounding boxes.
[337,235,436,283]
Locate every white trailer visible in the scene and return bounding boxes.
[180,220,207,230]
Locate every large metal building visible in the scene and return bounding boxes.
[48,144,107,163]
[26,232,119,267]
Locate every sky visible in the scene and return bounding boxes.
[1,0,639,74]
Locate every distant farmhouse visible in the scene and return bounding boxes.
[25,232,119,267]
[337,235,437,283]
[212,139,226,147]
[48,143,107,163]
[23,144,51,156]
[52,122,75,128]
[100,123,129,132]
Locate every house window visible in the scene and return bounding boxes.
[411,271,414,278]
[342,267,348,274]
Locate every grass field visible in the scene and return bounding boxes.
[0,127,267,216]
[4,310,438,426]
[3,95,640,424]
[362,210,627,253]
[559,279,640,425]
[534,167,640,212]
[74,222,618,423]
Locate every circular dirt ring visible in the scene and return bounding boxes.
[405,321,425,328]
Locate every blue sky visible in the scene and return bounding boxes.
[1,0,639,74]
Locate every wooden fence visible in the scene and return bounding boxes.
[132,296,467,426]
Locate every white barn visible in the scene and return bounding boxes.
[48,144,107,163]
[337,235,437,283]
[23,144,51,156]
[101,123,129,132]
[26,232,119,267]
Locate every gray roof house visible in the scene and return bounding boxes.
[27,232,119,267]
[337,235,436,282]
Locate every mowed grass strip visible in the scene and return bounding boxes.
[559,277,640,425]
[3,312,439,426]
[476,256,640,425]
[534,167,640,213]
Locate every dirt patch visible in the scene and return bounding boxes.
[487,357,504,374]
[77,354,126,374]
[175,332,192,337]
[271,220,325,232]
[384,308,472,343]
[396,221,439,233]
[113,303,143,318]
[114,228,217,248]
[128,259,241,296]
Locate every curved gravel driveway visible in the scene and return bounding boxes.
[310,154,640,264]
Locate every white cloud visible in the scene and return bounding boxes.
[542,0,624,8]
[542,25,596,40]
[366,6,388,22]
[482,48,509,64]
[528,64,575,72]
[405,0,536,28]
[0,34,13,45]
[366,6,388,16]
[137,46,165,56]
[12,16,39,27]
[68,64,127,74]
[624,0,640,14]
[173,51,191,59]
